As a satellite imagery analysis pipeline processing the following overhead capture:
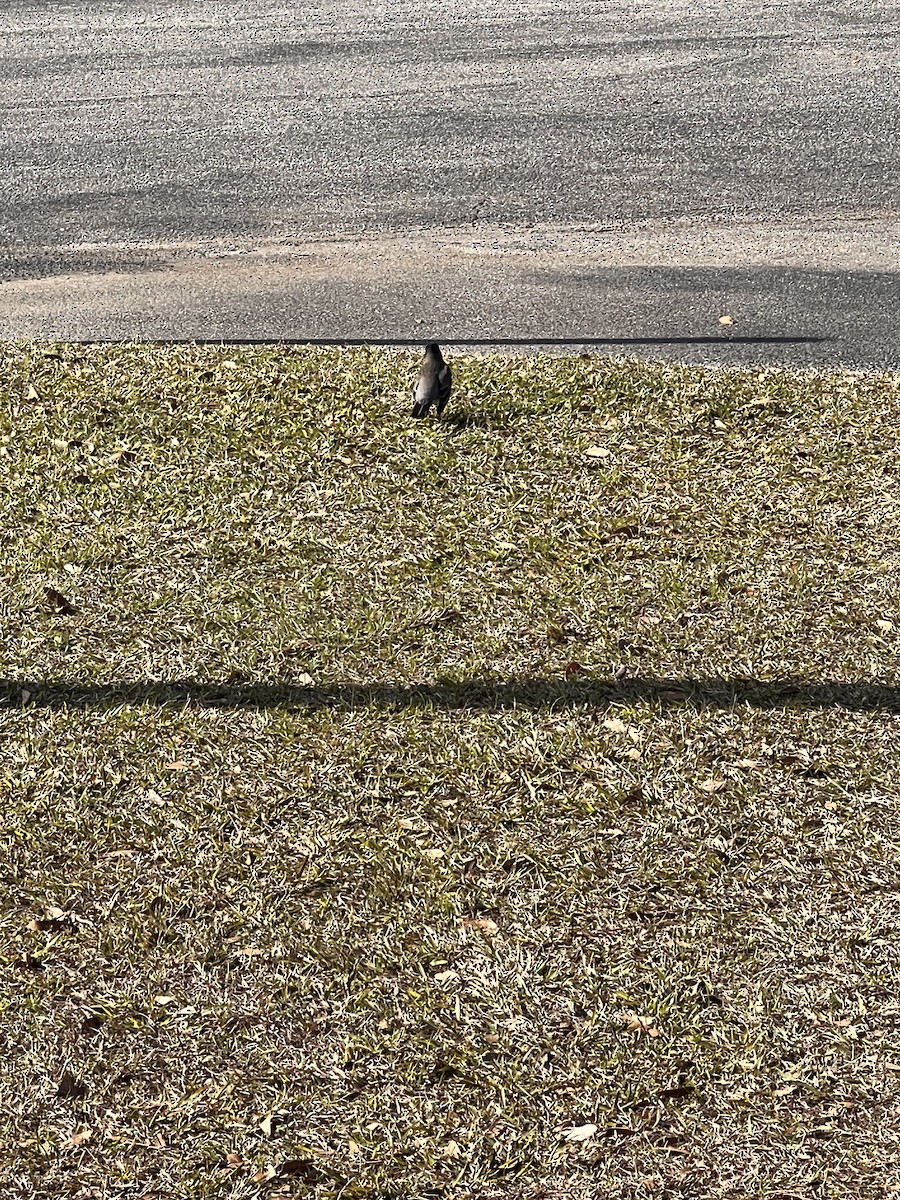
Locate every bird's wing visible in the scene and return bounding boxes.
[413,372,433,404]
[436,364,452,409]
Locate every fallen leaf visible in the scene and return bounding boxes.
[422,848,445,861]
[347,1139,360,1155]
[221,359,238,369]
[397,818,417,830]
[699,778,727,793]
[225,1152,243,1167]
[252,1167,277,1183]
[561,1122,598,1143]
[461,916,498,935]
[296,671,315,686]
[584,445,611,459]
[622,1013,660,1037]
[45,587,77,615]
[876,619,894,634]
[735,759,760,769]
[65,1128,91,1147]
[434,969,458,983]
[603,717,629,735]
[484,1032,500,1044]
[27,384,41,400]
[154,995,177,1007]
[164,760,187,771]
[443,1139,461,1159]
[28,907,74,933]
[564,661,584,677]
[719,314,735,326]
[259,1114,275,1138]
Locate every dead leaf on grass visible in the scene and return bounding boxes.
[461,916,499,935]
[64,1129,92,1147]
[621,1013,661,1037]
[699,778,727,793]
[28,907,76,933]
[561,1122,598,1142]
[603,717,630,735]
[259,1114,275,1138]
[735,759,760,770]
[422,848,445,861]
[443,1139,461,1159]
[584,445,611,459]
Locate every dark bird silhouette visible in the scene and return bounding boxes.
[411,342,452,418]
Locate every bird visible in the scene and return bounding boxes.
[411,342,452,419]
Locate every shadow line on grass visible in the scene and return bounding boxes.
[2,676,899,714]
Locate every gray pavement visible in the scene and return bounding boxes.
[0,1,897,368]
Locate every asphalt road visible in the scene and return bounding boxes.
[0,0,897,368]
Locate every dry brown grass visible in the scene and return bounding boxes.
[1,344,900,1198]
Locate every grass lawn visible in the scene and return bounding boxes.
[2,344,900,1199]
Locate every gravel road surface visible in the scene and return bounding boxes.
[1,1,897,366]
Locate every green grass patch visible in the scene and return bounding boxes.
[2,344,900,1198]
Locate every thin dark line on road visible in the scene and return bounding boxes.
[61,336,829,347]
